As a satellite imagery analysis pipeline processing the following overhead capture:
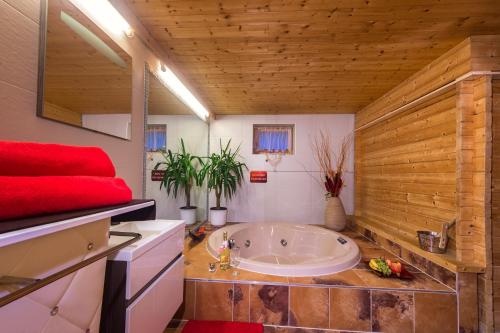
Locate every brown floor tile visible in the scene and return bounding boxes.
[425,260,457,290]
[415,292,457,333]
[250,284,289,325]
[235,269,289,284]
[289,270,366,287]
[353,269,452,292]
[329,288,371,331]
[359,247,400,262]
[233,283,250,322]
[289,286,329,328]
[370,233,402,257]
[195,281,233,321]
[400,247,428,270]
[174,280,196,320]
[263,326,276,333]
[371,291,414,333]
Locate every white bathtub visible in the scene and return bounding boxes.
[207,223,360,277]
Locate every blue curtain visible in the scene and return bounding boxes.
[156,130,166,150]
[146,125,166,151]
[146,130,155,151]
[258,130,288,152]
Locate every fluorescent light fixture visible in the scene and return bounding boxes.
[73,0,133,37]
[157,63,210,121]
[60,11,128,68]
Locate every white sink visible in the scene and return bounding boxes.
[108,219,185,261]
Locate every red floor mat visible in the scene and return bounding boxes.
[181,320,264,333]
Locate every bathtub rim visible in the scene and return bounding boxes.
[206,222,361,277]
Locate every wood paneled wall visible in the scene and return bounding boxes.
[456,77,492,266]
[355,36,500,332]
[355,36,500,273]
[491,78,500,331]
[356,35,500,129]
[355,90,458,251]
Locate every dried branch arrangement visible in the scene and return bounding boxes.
[312,131,352,197]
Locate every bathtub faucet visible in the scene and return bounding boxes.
[228,238,236,249]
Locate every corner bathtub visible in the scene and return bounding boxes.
[207,223,360,277]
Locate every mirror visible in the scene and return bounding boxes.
[37,0,133,140]
[144,66,209,224]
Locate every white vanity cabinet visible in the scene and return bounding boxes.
[101,220,185,333]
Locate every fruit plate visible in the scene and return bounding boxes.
[369,268,415,279]
[368,258,415,280]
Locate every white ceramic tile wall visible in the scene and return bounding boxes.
[209,114,355,224]
[145,115,209,221]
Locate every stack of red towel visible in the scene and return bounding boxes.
[0,141,132,221]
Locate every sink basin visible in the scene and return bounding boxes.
[108,219,185,261]
[112,220,166,239]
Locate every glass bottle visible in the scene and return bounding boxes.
[219,231,231,271]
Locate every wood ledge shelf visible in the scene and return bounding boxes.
[352,217,485,273]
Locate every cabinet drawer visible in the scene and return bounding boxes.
[127,228,184,299]
[126,256,184,333]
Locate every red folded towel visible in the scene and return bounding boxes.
[181,321,263,333]
[0,176,132,220]
[0,141,116,177]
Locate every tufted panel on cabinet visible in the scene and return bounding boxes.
[0,219,110,333]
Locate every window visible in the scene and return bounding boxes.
[253,124,294,154]
[145,124,166,152]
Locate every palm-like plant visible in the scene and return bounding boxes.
[154,139,202,208]
[201,139,248,209]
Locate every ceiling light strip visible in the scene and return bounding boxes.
[157,63,210,121]
[72,0,134,37]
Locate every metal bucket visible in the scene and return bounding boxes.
[417,231,446,254]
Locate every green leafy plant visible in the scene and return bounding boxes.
[200,139,248,209]
[154,139,203,208]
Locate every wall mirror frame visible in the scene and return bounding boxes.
[37,0,133,140]
[143,63,210,224]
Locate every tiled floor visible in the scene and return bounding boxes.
[183,227,454,292]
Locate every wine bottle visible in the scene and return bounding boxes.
[219,231,231,271]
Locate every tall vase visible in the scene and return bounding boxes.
[325,196,346,231]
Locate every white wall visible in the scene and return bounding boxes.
[145,115,209,221]
[82,114,131,139]
[209,114,355,224]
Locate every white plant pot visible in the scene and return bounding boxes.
[210,208,227,227]
[180,207,197,225]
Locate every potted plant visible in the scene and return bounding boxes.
[312,131,352,231]
[154,139,202,225]
[201,139,247,226]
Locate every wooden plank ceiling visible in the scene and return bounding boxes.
[126,0,500,115]
[45,0,132,115]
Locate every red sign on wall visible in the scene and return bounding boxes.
[250,171,267,183]
[151,170,166,181]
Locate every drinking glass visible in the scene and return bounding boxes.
[231,246,241,276]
